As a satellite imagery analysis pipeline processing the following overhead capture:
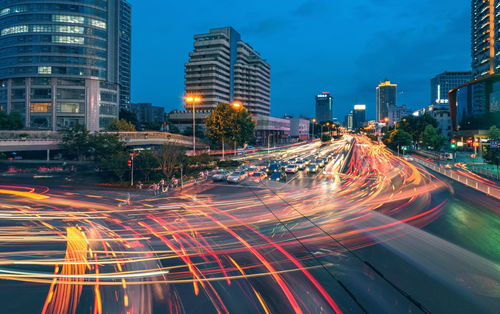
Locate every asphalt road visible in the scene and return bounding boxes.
[0,136,498,313]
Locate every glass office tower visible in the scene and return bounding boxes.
[0,0,131,131]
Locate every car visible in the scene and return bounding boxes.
[249,171,267,182]
[306,164,319,173]
[288,158,297,164]
[315,159,326,167]
[245,166,260,175]
[295,160,307,170]
[280,162,289,170]
[267,163,281,173]
[285,164,299,173]
[226,171,248,183]
[210,170,231,182]
[269,171,287,182]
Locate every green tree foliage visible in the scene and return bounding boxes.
[397,114,438,144]
[0,111,23,130]
[205,103,255,148]
[153,143,183,178]
[484,126,500,168]
[99,151,129,183]
[107,119,136,132]
[420,124,445,150]
[119,109,139,128]
[135,150,159,182]
[60,124,91,161]
[383,129,413,151]
[88,133,126,162]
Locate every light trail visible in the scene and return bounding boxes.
[0,135,462,313]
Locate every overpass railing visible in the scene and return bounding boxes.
[413,157,500,200]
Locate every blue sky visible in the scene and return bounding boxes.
[129,0,470,121]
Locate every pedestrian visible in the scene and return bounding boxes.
[160,178,165,191]
[155,183,160,195]
[138,181,143,190]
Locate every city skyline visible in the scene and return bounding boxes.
[129,0,470,120]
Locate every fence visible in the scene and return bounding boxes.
[470,166,500,181]
[414,158,500,200]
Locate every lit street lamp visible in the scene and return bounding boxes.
[184,95,202,155]
[311,118,317,139]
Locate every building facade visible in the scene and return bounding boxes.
[0,0,131,131]
[130,103,164,125]
[471,0,500,79]
[388,105,410,124]
[413,104,452,138]
[376,80,397,122]
[253,115,290,146]
[118,0,131,109]
[315,92,333,123]
[449,74,500,133]
[288,118,310,140]
[352,104,366,130]
[430,71,472,105]
[184,27,270,115]
[167,109,211,133]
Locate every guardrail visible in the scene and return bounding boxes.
[470,166,500,181]
[413,157,500,199]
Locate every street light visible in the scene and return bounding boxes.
[268,134,273,155]
[229,101,244,157]
[184,94,202,156]
[311,118,317,139]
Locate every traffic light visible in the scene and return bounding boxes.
[473,141,480,148]
[450,139,457,149]
[127,159,132,167]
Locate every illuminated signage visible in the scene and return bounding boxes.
[354,104,366,110]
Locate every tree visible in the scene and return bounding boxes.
[205,103,255,148]
[119,109,139,128]
[0,111,23,130]
[88,133,126,162]
[60,124,91,161]
[99,151,130,183]
[384,129,413,152]
[107,119,136,132]
[420,124,445,150]
[397,114,438,145]
[153,143,183,178]
[135,150,158,182]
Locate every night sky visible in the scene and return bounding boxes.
[129,0,470,121]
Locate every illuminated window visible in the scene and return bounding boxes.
[52,15,106,29]
[57,102,83,113]
[0,6,26,17]
[30,102,52,113]
[1,25,28,36]
[52,15,84,24]
[32,25,84,34]
[52,36,84,44]
[38,66,52,74]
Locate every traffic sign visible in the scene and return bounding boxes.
[491,141,499,149]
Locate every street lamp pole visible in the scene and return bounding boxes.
[185,95,202,156]
[268,134,273,155]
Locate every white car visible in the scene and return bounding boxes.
[226,171,248,183]
[285,164,299,173]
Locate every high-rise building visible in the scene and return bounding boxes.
[130,103,164,125]
[0,0,131,131]
[315,92,333,123]
[430,71,471,105]
[352,104,366,129]
[184,27,270,115]
[118,0,132,110]
[471,0,500,79]
[376,80,397,122]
